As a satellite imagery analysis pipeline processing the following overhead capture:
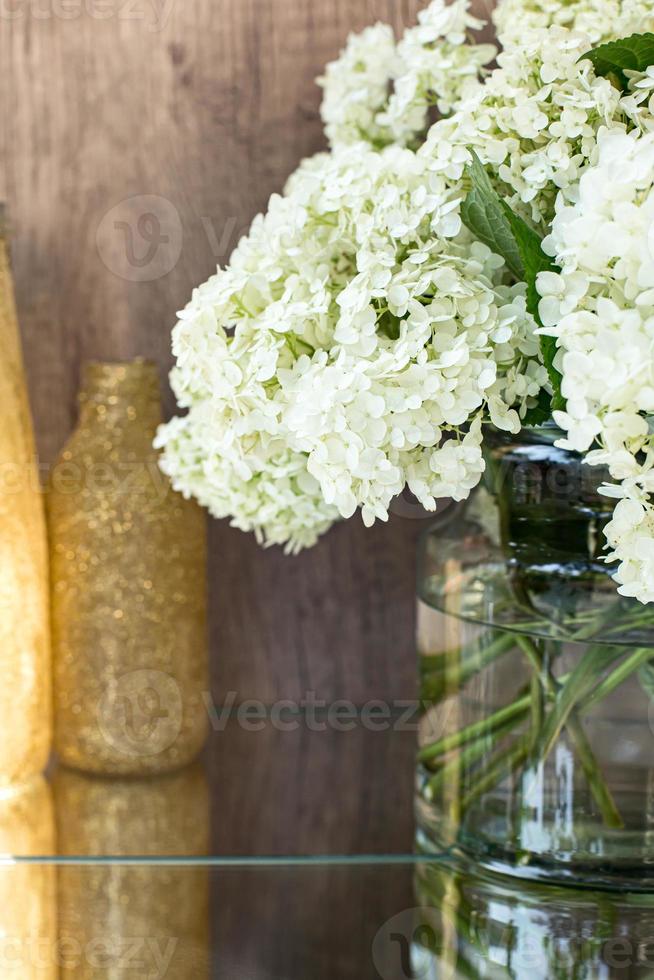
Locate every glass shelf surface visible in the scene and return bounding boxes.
[3,856,654,978]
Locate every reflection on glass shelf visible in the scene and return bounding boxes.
[0,861,648,978]
[0,778,56,977]
[0,767,211,976]
[54,764,210,977]
[0,825,654,977]
[413,859,654,979]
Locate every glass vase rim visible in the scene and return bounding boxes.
[486,420,568,446]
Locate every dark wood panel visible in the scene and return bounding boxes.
[208,720,416,856]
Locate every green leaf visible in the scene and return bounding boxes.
[580,32,654,90]
[461,152,524,279]
[499,201,564,408]
[540,336,565,412]
[522,389,552,428]
[377,309,401,341]
[461,151,564,409]
[499,201,553,317]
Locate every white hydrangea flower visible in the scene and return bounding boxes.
[420,26,626,226]
[159,141,544,550]
[318,23,398,149]
[604,497,654,604]
[622,67,654,133]
[160,4,654,567]
[536,127,654,601]
[376,0,496,146]
[494,0,654,48]
[156,415,339,554]
[319,0,494,150]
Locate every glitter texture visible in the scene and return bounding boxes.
[54,764,210,977]
[0,208,52,784]
[48,361,208,775]
[0,777,57,977]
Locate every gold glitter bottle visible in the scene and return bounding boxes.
[54,764,210,978]
[48,361,208,775]
[0,206,52,783]
[0,777,57,977]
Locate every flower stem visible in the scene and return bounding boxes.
[532,644,625,763]
[584,648,653,710]
[516,634,623,829]
[420,630,516,703]
[418,693,531,765]
[425,710,525,797]
[461,736,531,812]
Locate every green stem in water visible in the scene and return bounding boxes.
[420,628,652,829]
[420,629,517,674]
[562,718,623,829]
[417,693,531,765]
[420,631,516,703]
[516,635,623,829]
[425,711,525,798]
[461,736,531,812]
[529,671,543,754]
[584,648,653,710]
[532,644,625,766]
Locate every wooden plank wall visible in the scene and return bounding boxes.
[1,0,446,703]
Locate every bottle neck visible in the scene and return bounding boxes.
[78,361,162,432]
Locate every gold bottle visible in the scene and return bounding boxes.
[0,206,52,783]
[53,764,210,978]
[48,361,208,774]
[0,778,57,978]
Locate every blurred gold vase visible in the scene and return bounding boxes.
[54,764,210,978]
[0,778,57,977]
[0,209,52,782]
[48,361,208,775]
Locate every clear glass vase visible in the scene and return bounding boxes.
[416,426,654,889]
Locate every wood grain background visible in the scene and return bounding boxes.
[2,0,492,856]
[1,0,439,702]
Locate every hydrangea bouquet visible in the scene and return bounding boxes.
[158,0,654,604]
[157,0,654,869]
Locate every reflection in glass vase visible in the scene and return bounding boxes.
[0,778,57,977]
[413,857,654,980]
[53,763,210,977]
